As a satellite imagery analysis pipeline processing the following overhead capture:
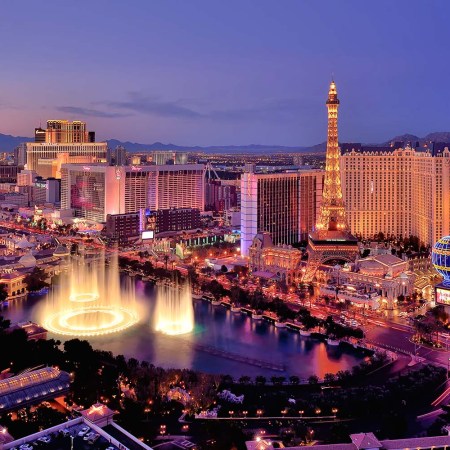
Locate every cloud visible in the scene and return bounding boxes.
[106,93,204,119]
[56,106,131,118]
[103,92,307,122]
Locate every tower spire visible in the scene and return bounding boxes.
[316,80,347,233]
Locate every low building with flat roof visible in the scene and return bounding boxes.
[1,403,154,450]
[0,367,70,413]
[246,431,450,450]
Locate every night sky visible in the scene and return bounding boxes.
[1,0,449,146]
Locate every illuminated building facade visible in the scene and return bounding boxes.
[249,232,302,285]
[152,150,189,165]
[340,143,450,247]
[146,165,205,211]
[37,120,95,143]
[241,168,323,257]
[105,212,140,240]
[26,144,107,178]
[304,81,359,282]
[26,120,106,177]
[431,235,450,313]
[318,254,415,309]
[61,164,205,222]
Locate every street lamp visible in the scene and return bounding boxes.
[447,357,450,380]
[257,409,263,418]
[298,410,304,417]
[331,407,338,417]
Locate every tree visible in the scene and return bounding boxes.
[220,264,228,273]
[238,375,251,385]
[308,375,319,385]
[0,284,7,303]
[23,267,49,292]
[289,375,300,385]
[255,375,266,385]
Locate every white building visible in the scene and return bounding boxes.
[60,163,205,222]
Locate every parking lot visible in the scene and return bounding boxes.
[10,423,119,450]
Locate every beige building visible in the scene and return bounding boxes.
[318,254,415,309]
[341,143,450,247]
[38,120,94,144]
[26,143,107,178]
[241,168,323,256]
[248,232,302,285]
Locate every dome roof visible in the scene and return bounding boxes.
[53,245,70,257]
[431,236,450,285]
[19,252,37,268]
[15,235,34,249]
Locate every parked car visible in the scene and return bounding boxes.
[78,427,90,437]
[83,432,95,441]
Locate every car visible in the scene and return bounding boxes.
[19,445,33,450]
[78,427,90,437]
[83,432,95,441]
[88,434,100,445]
[38,437,51,444]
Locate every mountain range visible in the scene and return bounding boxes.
[2,132,450,154]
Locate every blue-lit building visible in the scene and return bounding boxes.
[431,235,450,313]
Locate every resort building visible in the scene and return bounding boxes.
[151,150,189,165]
[248,232,302,285]
[26,145,107,178]
[340,142,450,248]
[60,164,206,223]
[36,120,95,144]
[318,254,415,309]
[241,167,323,257]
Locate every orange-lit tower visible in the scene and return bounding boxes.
[317,81,348,233]
[303,81,359,283]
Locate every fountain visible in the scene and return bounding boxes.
[43,252,139,336]
[154,282,194,335]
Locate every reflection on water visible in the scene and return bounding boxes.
[1,278,364,378]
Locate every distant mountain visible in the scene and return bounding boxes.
[0,133,33,151]
[106,139,310,154]
[384,132,450,147]
[2,131,450,154]
[423,132,450,143]
[386,134,421,145]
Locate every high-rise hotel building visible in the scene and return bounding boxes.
[61,164,205,222]
[241,168,323,257]
[340,143,450,247]
[25,120,107,177]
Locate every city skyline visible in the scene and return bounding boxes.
[1,0,450,146]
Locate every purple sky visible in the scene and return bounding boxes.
[1,0,450,146]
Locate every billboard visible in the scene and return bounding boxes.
[142,230,154,240]
[436,287,450,306]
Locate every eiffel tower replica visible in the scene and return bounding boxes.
[302,81,359,283]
